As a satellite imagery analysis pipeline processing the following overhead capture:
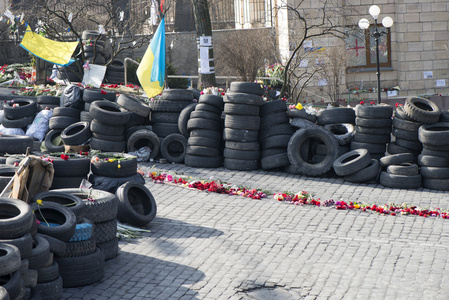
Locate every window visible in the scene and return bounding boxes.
[346,25,391,68]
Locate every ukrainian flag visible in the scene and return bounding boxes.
[137,17,165,98]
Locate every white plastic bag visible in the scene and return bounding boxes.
[25,109,53,141]
[0,125,25,135]
[128,146,151,162]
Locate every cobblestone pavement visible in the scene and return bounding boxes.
[62,162,449,300]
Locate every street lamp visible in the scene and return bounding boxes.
[359,5,393,104]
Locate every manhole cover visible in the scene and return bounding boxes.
[244,287,302,300]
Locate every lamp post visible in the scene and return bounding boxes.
[359,5,393,104]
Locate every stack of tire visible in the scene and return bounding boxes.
[104,59,125,84]
[0,134,33,155]
[36,95,60,112]
[378,153,421,189]
[333,148,380,183]
[1,99,37,131]
[418,122,449,190]
[316,107,355,164]
[88,153,144,194]
[47,155,91,190]
[82,88,117,123]
[350,104,393,160]
[259,100,292,170]
[52,188,120,261]
[82,30,107,65]
[45,107,81,153]
[184,94,224,168]
[389,97,440,158]
[223,82,264,171]
[149,89,194,140]
[89,100,130,152]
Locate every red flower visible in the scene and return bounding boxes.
[100,90,107,95]
[370,101,375,105]
[360,101,365,105]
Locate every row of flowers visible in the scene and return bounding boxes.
[145,169,449,220]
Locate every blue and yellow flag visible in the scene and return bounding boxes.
[20,26,78,66]
[137,17,165,98]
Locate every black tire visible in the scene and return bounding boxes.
[287,126,339,176]
[223,148,260,160]
[89,100,130,125]
[149,100,192,112]
[60,121,91,146]
[90,119,124,135]
[90,137,126,152]
[186,146,220,157]
[286,109,317,123]
[290,118,316,129]
[224,92,264,106]
[354,132,391,144]
[150,112,180,123]
[355,125,391,135]
[107,59,124,72]
[188,118,221,132]
[355,117,392,128]
[417,154,449,167]
[38,104,59,111]
[223,128,258,142]
[422,178,449,191]
[0,135,34,155]
[439,111,449,122]
[152,123,180,137]
[52,188,118,223]
[49,116,79,130]
[386,163,419,176]
[50,156,90,177]
[259,124,294,140]
[404,97,441,124]
[230,82,264,96]
[260,111,289,129]
[260,100,287,117]
[1,115,34,129]
[418,123,449,146]
[316,107,355,125]
[394,138,422,152]
[161,89,194,101]
[3,99,37,119]
[83,89,115,103]
[80,111,93,123]
[83,44,104,53]
[190,129,221,140]
[116,94,151,117]
[261,148,287,158]
[190,110,221,121]
[92,132,124,142]
[184,154,223,168]
[199,94,223,109]
[31,202,77,242]
[195,103,223,114]
[52,107,80,119]
[224,103,260,116]
[116,182,157,227]
[355,104,393,119]
[37,234,66,258]
[0,198,33,239]
[350,141,386,154]
[420,166,449,179]
[91,153,137,178]
[324,123,354,145]
[36,261,59,283]
[97,238,118,261]
[379,153,415,167]
[392,127,419,141]
[421,147,449,158]
[55,247,104,288]
[160,134,187,163]
[31,191,86,223]
[63,238,96,257]
[37,96,60,105]
[344,159,380,183]
[127,129,160,158]
[94,219,117,244]
[394,106,414,121]
[387,142,420,156]
[333,149,371,176]
[28,235,51,270]
[86,55,106,65]
[224,158,258,171]
[224,115,260,131]
[261,135,290,150]
[178,103,198,138]
[392,117,421,131]
[260,153,290,170]
[379,171,421,189]
[0,233,32,260]
[225,141,259,151]
[188,137,221,149]
[0,244,21,277]
[0,270,21,300]
[34,276,63,300]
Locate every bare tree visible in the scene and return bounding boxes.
[275,0,348,99]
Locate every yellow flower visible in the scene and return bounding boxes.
[354,204,360,209]
[108,159,114,162]
[295,103,303,110]
[152,172,157,176]
[36,199,43,205]
[117,164,121,169]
